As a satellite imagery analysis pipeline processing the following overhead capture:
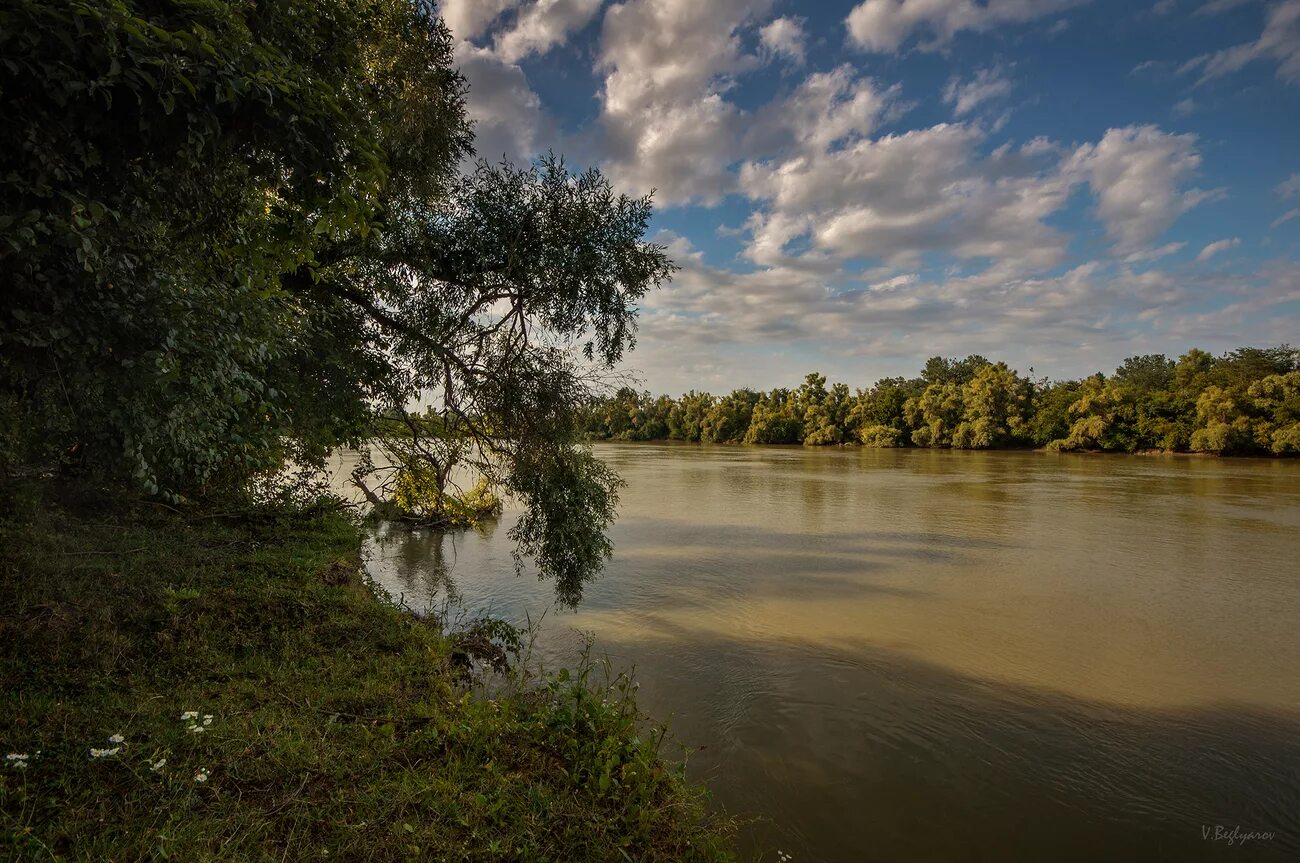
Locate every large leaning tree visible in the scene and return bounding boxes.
[0,0,673,605]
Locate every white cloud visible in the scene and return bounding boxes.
[594,0,773,204]
[746,64,897,156]
[1271,207,1300,227]
[845,0,1085,53]
[1065,125,1217,256]
[455,42,545,163]
[1123,241,1187,263]
[493,0,605,62]
[437,0,1293,391]
[943,67,1013,116]
[441,0,518,41]
[1196,0,1258,15]
[631,229,1298,392]
[1172,96,1197,116]
[1182,1,1300,85]
[1279,172,1300,197]
[759,16,807,64]
[1194,237,1241,261]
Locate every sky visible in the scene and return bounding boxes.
[442,0,1300,393]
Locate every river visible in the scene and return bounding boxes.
[356,443,1300,862]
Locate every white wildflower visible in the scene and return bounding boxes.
[180,711,198,721]
[6,753,29,769]
[89,747,121,758]
[108,733,125,744]
[188,724,205,734]
[202,715,213,726]
[194,768,209,783]
[150,758,167,772]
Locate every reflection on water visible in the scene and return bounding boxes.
[360,443,1300,862]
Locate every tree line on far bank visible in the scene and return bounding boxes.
[584,347,1300,455]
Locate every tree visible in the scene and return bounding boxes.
[1189,386,1251,455]
[1026,380,1081,447]
[744,389,801,444]
[1246,371,1300,453]
[1114,354,1175,392]
[922,355,990,387]
[1048,375,1129,452]
[857,424,903,447]
[951,362,1031,448]
[905,383,964,447]
[1211,345,1299,390]
[702,390,759,442]
[668,391,715,441]
[799,375,851,446]
[846,377,916,439]
[1,0,673,605]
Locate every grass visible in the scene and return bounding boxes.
[0,479,735,861]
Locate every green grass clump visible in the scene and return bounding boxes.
[0,480,734,861]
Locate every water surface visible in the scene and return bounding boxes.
[360,444,1300,862]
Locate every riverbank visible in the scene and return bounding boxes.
[0,479,734,861]
[587,437,1288,458]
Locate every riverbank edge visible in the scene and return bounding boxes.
[0,478,736,862]
[586,438,1292,458]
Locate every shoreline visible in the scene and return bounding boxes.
[586,438,1293,459]
[0,479,735,862]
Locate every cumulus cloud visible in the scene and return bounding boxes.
[1064,125,1217,256]
[630,227,1296,391]
[441,0,518,41]
[740,125,1075,274]
[434,0,1291,391]
[594,0,773,204]
[1182,1,1300,85]
[845,0,1084,53]
[1194,237,1241,261]
[1196,0,1261,15]
[760,16,807,64]
[1123,241,1187,263]
[493,0,605,62]
[455,42,545,163]
[943,67,1013,116]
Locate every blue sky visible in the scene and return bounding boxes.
[444,0,1300,392]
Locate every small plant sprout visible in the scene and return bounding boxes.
[180,710,198,721]
[194,768,209,783]
[151,758,167,772]
[5,753,29,769]
[108,733,125,744]
[89,747,121,758]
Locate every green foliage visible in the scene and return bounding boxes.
[1026,379,1081,447]
[393,472,501,527]
[702,389,759,443]
[3,0,673,602]
[905,383,964,448]
[667,391,716,442]
[583,345,1300,457]
[0,482,734,861]
[1114,354,1176,392]
[744,389,801,444]
[506,445,623,608]
[857,424,903,447]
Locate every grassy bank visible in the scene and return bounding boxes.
[0,480,734,861]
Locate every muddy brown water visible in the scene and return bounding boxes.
[351,443,1300,862]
